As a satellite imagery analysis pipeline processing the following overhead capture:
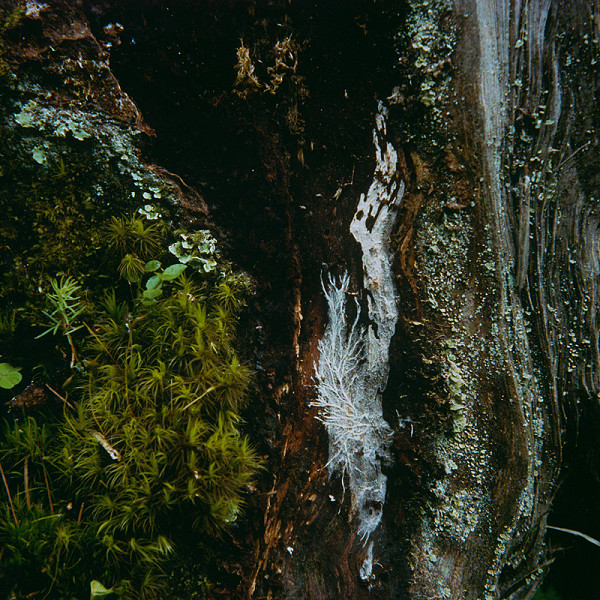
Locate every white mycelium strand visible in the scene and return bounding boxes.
[313,102,404,580]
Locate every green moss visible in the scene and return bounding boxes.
[0,3,24,78]
[63,271,259,528]
[0,142,257,596]
[0,214,258,598]
[0,130,133,319]
[0,28,259,594]
[107,216,166,261]
[0,416,102,599]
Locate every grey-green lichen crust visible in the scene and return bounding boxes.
[11,97,178,210]
[405,0,456,123]
[405,0,558,596]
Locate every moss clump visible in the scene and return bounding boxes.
[0,3,24,78]
[0,20,259,595]
[107,215,166,262]
[0,211,259,599]
[60,270,259,595]
[0,415,102,599]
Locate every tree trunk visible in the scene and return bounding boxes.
[3,1,600,598]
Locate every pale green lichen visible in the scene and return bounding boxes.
[169,230,219,273]
[138,204,163,220]
[406,0,457,123]
[30,144,47,164]
[15,100,92,140]
[14,105,33,127]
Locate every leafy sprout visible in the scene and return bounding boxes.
[106,216,163,260]
[36,276,85,368]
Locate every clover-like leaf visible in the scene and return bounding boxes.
[144,260,160,273]
[0,363,22,389]
[162,263,187,281]
[143,288,163,300]
[145,259,161,272]
[146,275,162,290]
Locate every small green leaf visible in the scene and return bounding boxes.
[143,288,163,300]
[145,259,161,272]
[0,363,22,389]
[146,275,162,290]
[162,263,187,281]
[90,580,114,599]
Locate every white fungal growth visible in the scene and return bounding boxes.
[313,103,404,580]
[314,273,392,511]
[314,272,371,476]
[350,103,405,385]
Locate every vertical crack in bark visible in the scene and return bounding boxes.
[313,103,404,582]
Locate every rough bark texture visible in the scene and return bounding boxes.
[3,0,600,599]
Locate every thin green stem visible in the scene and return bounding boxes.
[0,458,18,526]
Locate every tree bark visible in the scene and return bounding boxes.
[3,1,600,598]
